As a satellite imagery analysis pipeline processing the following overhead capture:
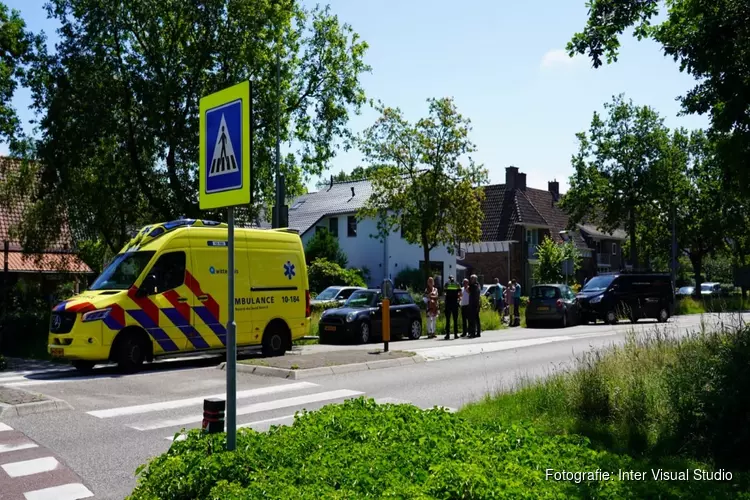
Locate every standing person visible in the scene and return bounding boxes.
[504,281,513,324]
[512,278,522,327]
[493,278,505,323]
[424,277,439,338]
[460,278,470,337]
[443,275,461,340]
[468,274,481,338]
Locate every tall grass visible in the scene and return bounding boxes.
[676,295,747,315]
[460,323,750,471]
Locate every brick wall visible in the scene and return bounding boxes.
[461,252,509,285]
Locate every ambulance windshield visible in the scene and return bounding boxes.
[90,251,155,291]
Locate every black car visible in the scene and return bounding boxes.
[318,289,423,344]
[577,272,674,325]
[525,284,579,328]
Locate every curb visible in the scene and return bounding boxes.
[220,355,425,380]
[0,392,72,418]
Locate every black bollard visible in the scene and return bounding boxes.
[202,398,226,434]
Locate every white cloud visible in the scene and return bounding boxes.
[539,49,583,70]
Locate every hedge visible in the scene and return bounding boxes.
[128,398,743,499]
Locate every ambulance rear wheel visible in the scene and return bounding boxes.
[115,330,148,372]
[262,322,289,357]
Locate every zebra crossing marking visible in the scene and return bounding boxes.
[87,382,318,418]
[131,389,363,431]
[2,457,59,478]
[0,442,38,454]
[23,483,93,500]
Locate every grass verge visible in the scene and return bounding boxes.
[459,323,750,477]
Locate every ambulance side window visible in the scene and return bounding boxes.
[149,252,186,294]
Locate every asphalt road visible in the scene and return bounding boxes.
[1,312,747,499]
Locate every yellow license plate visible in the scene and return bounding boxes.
[50,347,64,357]
[537,306,549,311]
[324,326,336,331]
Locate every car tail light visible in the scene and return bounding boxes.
[305,290,311,318]
[556,299,563,310]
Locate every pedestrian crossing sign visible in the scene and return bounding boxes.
[199,81,252,209]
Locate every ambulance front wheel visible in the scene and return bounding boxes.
[113,329,151,372]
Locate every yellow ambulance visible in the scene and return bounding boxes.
[48,219,310,372]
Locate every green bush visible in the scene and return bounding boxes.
[304,229,347,268]
[128,398,736,500]
[0,311,49,358]
[394,267,424,290]
[307,258,366,294]
[676,296,747,315]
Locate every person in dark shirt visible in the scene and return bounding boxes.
[443,275,461,340]
[468,274,481,338]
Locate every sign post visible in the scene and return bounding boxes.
[381,279,393,352]
[199,81,252,451]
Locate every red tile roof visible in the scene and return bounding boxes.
[6,251,92,273]
[1,157,92,273]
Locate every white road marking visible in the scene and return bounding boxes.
[132,389,364,431]
[2,456,59,477]
[0,442,38,454]
[0,375,33,384]
[165,414,298,441]
[374,397,412,405]
[0,423,13,432]
[414,332,618,361]
[24,483,93,500]
[87,382,319,418]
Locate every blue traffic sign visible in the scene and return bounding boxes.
[205,99,243,194]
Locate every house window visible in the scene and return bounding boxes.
[526,229,539,258]
[329,217,338,237]
[612,243,618,255]
[347,216,357,237]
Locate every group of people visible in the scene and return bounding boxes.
[421,274,522,340]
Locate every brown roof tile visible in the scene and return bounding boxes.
[6,251,93,273]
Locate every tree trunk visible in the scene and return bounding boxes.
[422,234,431,287]
[690,252,703,298]
[629,207,638,268]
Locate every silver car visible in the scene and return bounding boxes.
[311,286,366,307]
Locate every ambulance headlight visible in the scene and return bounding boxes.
[346,312,357,323]
[82,308,111,322]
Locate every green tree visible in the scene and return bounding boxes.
[304,229,347,268]
[560,95,669,268]
[307,258,365,293]
[357,98,488,281]
[568,0,750,186]
[16,0,369,253]
[533,237,581,285]
[0,3,40,150]
[314,165,386,189]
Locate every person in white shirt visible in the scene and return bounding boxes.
[460,278,471,337]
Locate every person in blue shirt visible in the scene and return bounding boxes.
[512,278,521,327]
[493,278,505,322]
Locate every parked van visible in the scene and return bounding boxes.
[576,272,674,324]
[48,219,310,372]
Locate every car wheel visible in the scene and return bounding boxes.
[116,332,147,373]
[409,319,422,340]
[657,307,669,323]
[72,360,96,373]
[526,319,535,329]
[358,321,371,344]
[605,310,618,325]
[561,311,568,328]
[262,328,288,357]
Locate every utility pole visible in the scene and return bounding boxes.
[671,204,677,291]
[272,51,286,227]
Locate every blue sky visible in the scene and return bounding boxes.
[4,0,707,193]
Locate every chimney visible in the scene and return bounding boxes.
[329,175,333,190]
[517,172,526,191]
[351,186,355,197]
[505,166,519,190]
[548,180,560,201]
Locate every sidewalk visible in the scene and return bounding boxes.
[0,422,93,500]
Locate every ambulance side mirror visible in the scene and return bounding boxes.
[138,274,158,297]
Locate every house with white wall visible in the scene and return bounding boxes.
[281,178,456,287]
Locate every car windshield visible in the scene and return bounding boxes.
[530,286,559,300]
[315,287,340,300]
[700,284,715,291]
[583,275,615,292]
[679,286,694,294]
[345,290,378,308]
[89,251,155,291]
